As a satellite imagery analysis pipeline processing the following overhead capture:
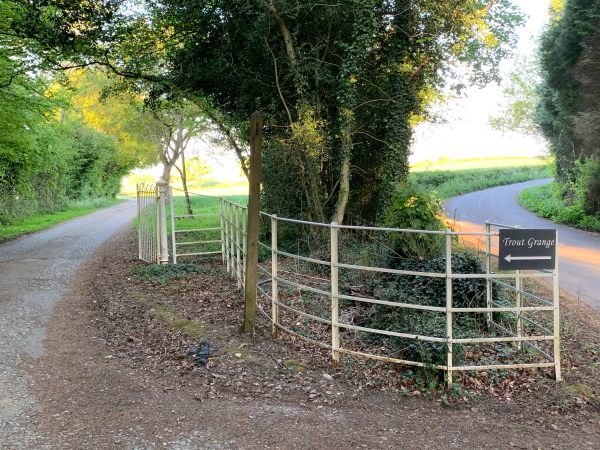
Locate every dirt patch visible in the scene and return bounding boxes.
[26,230,600,448]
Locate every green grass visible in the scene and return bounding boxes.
[410,159,552,200]
[519,182,600,232]
[410,156,550,172]
[0,197,124,242]
[128,263,207,284]
[169,193,248,256]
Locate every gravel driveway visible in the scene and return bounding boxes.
[0,200,137,448]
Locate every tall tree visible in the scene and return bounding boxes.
[153,0,524,223]
[0,2,133,222]
[490,55,542,136]
[536,0,600,211]
[11,0,524,223]
[144,100,210,213]
[57,68,159,168]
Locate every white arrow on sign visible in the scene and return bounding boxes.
[504,254,552,263]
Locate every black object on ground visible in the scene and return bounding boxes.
[188,341,213,366]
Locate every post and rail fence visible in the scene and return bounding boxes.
[136,183,562,385]
[135,113,560,385]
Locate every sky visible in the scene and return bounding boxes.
[410,0,551,163]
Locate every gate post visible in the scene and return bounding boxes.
[331,222,340,365]
[445,230,453,386]
[243,112,262,334]
[169,185,177,264]
[156,179,169,265]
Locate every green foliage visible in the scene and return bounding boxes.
[409,163,553,199]
[0,10,150,226]
[520,177,600,232]
[535,0,600,208]
[490,55,542,135]
[383,182,446,258]
[129,263,206,285]
[363,252,487,367]
[11,0,524,225]
[0,106,130,224]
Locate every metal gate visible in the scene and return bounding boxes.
[168,188,226,264]
[136,183,159,263]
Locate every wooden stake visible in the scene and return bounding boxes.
[243,112,263,334]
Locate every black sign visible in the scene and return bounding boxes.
[498,229,557,271]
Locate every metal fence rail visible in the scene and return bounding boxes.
[168,188,225,263]
[138,184,561,384]
[254,213,561,385]
[221,199,248,290]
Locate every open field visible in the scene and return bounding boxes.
[121,175,249,198]
[410,156,553,199]
[410,156,551,172]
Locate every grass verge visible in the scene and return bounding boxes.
[519,182,600,232]
[410,162,552,199]
[0,197,124,242]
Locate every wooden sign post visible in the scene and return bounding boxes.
[243,112,263,334]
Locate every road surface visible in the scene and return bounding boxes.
[445,179,600,311]
[0,199,137,447]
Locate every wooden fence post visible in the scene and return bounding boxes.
[243,112,263,334]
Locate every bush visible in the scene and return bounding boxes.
[383,182,447,258]
[520,170,600,232]
[129,263,206,285]
[578,158,600,215]
[362,252,487,367]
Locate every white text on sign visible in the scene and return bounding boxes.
[502,237,555,249]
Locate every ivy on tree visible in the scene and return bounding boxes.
[11,0,525,224]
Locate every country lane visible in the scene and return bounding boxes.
[0,199,137,447]
[444,179,600,311]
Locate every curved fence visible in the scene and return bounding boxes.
[138,185,561,384]
[253,214,560,385]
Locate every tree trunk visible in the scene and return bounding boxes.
[333,151,350,224]
[161,161,174,184]
[175,150,193,215]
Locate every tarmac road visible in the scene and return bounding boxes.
[0,199,137,447]
[444,178,600,311]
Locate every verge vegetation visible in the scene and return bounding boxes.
[520,182,600,232]
[0,197,123,242]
